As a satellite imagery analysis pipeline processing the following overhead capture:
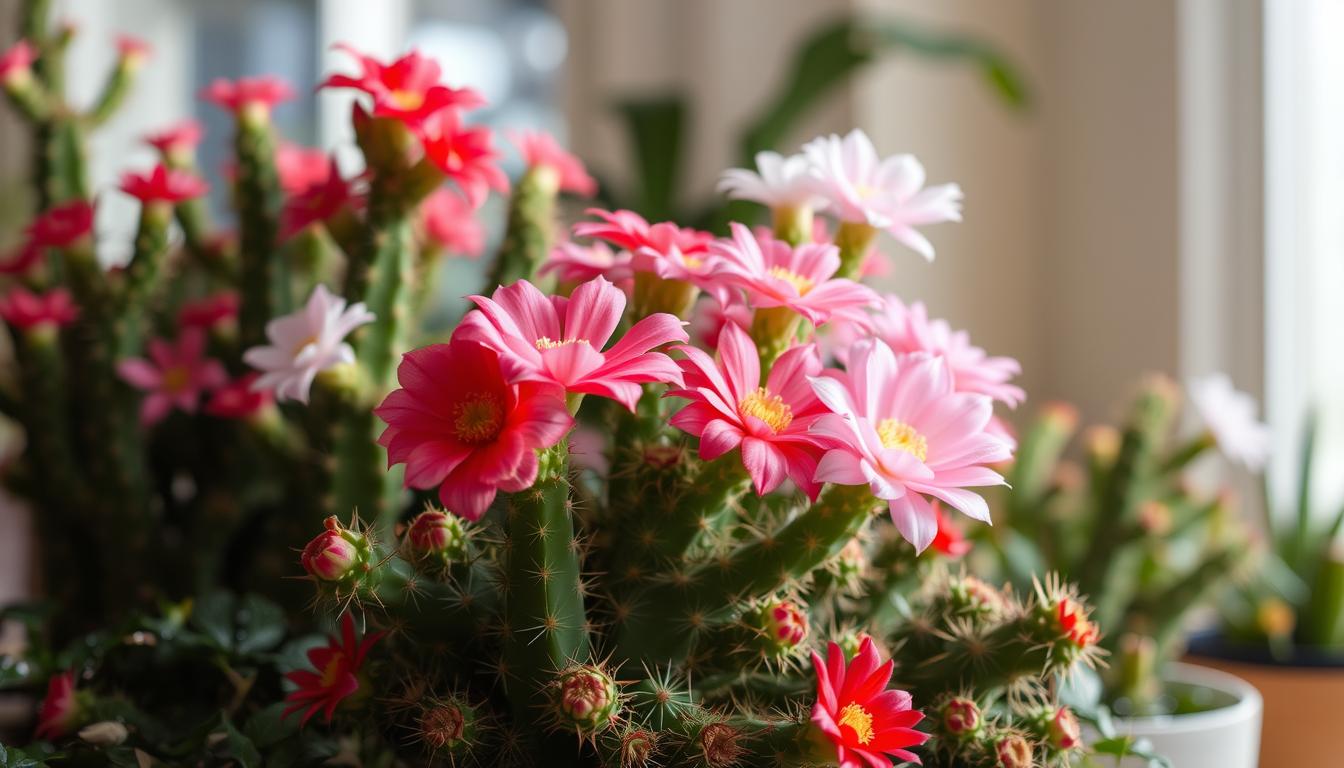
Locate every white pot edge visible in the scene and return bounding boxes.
[1119,661,1263,737]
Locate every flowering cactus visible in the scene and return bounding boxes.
[0,2,1148,765]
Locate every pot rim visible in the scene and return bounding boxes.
[1119,662,1262,736]
[1187,628,1344,668]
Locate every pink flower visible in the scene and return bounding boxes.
[0,40,35,85]
[0,241,43,276]
[510,130,597,196]
[321,45,484,131]
[419,187,485,257]
[144,120,204,160]
[283,613,383,725]
[120,164,208,204]
[201,76,295,117]
[117,328,227,426]
[115,35,151,67]
[455,276,687,411]
[810,637,927,768]
[710,223,877,325]
[842,294,1025,408]
[279,157,363,241]
[205,373,273,420]
[374,339,574,520]
[687,295,752,350]
[668,322,832,499]
[574,209,716,285]
[243,284,374,404]
[0,287,79,330]
[803,129,962,261]
[276,143,334,195]
[26,200,94,249]
[421,110,509,208]
[538,241,632,286]
[178,292,239,329]
[35,670,80,740]
[809,340,1013,552]
[718,150,821,209]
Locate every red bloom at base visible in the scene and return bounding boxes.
[282,613,382,725]
[0,287,78,330]
[202,76,295,117]
[26,200,94,249]
[35,670,79,740]
[121,164,209,204]
[374,338,573,521]
[810,637,927,768]
[929,503,972,559]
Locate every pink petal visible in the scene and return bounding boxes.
[741,437,787,495]
[888,493,937,553]
[699,419,744,461]
[117,358,162,389]
[563,276,624,348]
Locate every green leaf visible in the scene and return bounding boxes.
[191,592,238,652]
[215,717,262,768]
[243,702,299,749]
[0,744,49,768]
[1089,735,1172,768]
[235,595,286,656]
[611,97,685,221]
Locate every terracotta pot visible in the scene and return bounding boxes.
[1188,633,1344,768]
[1112,662,1262,768]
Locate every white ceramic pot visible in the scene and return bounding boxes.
[1115,662,1262,768]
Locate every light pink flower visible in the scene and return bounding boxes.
[574,208,716,286]
[242,284,375,404]
[510,130,597,196]
[455,276,687,411]
[1187,374,1271,471]
[0,40,35,86]
[419,187,485,257]
[803,129,962,261]
[539,241,632,286]
[117,328,228,426]
[718,150,822,209]
[688,294,753,350]
[710,223,878,326]
[668,322,832,499]
[201,76,295,117]
[809,340,1012,552]
[837,294,1025,408]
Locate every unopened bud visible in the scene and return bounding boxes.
[554,665,620,734]
[996,734,1034,768]
[1054,597,1099,649]
[78,721,128,746]
[941,697,980,736]
[419,699,475,752]
[405,508,468,564]
[753,599,808,654]
[301,516,367,582]
[950,576,1007,618]
[1085,425,1120,463]
[618,728,659,767]
[1046,707,1082,750]
[642,443,682,469]
[699,722,745,768]
[1042,401,1080,432]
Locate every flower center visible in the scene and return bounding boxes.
[161,365,190,394]
[683,255,704,269]
[320,655,345,688]
[856,182,879,199]
[767,265,815,294]
[877,418,928,462]
[453,392,503,443]
[534,336,589,351]
[293,333,319,355]
[739,387,793,432]
[388,88,424,111]
[838,703,875,745]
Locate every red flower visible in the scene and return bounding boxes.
[0,40,35,85]
[205,373,273,421]
[0,287,79,330]
[279,157,363,241]
[120,164,208,204]
[144,120,204,160]
[810,637,927,768]
[282,613,383,725]
[201,75,295,116]
[276,142,333,195]
[1056,598,1099,648]
[177,292,239,329]
[320,44,484,131]
[0,241,43,276]
[419,187,484,257]
[374,338,573,521]
[929,502,972,559]
[26,201,94,249]
[35,670,79,740]
[510,130,596,196]
[420,110,509,208]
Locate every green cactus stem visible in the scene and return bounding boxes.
[118,200,173,355]
[86,53,140,127]
[490,166,558,288]
[1305,545,1344,647]
[232,111,283,348]
[833,220,878,281]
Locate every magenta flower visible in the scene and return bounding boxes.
[668,322,832,499]
[710,223,877,326]
[117,328,228,426]
[803,129,962,261]
[321,44,485,132]
[419,187,485,257]
[455,276,687,411]
[809,339,1012,552]
[201,76,295,117]
[120,164,209,204]
[539,241,632,286]
[143,120,204,161]
[0,40,35,86]
[509,130,597,196]
[574,208,716,285]
[420,110,509,208]
[279,157,363,241]
[0,287,79,330]
[26,200,94,249]
[810,637,927,768]
[275,143,335,195]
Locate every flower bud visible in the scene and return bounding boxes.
[642,443,683,469]
[78,721,128,746]
[553,665,620,734]
[618,728,659,768]
[941,697,981,737]
[1046,707,1082,750]
[996,733,1034,768]
[949,575,1006,618]
[833,538,866,586]
[301,516,367,582]
[698,722,745,768]
[405,508,468,564]
[1053,597,1099,648]
[419,698,477,753]
[752,599,808,655]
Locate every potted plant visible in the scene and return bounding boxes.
[982,377,1263,766]
[1188,412,1344,766]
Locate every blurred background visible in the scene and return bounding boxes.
[0,0,1339,601]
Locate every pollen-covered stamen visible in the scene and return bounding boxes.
[534,336,590,350]
[877,418,928,462]
[838,702,875,745]
[739,387,793,432]
[388,89,425,111]
[453,392,503,443]
[767,265,815,294]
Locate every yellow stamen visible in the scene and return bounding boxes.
[161,366,190,394]
[877,418,928,462]
[534,336,589,351]
[388,89,424,111]
[767,265,815,294]
[320,655,344,687]
[838,703,875,745]
[683,255,704,269]
[739,387,793,432]
[453,393,503,443]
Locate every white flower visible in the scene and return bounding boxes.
[1187,374,1271,471]
[801,129,963,261]
[243,284,375,403]
[717,150,822,209]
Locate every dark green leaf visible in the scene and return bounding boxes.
[243,702,299,749]
[0,744,48,768]
[191,593,238,652]
[611,97,685,221]
[235,595,286,656]
[215,717,262,768]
